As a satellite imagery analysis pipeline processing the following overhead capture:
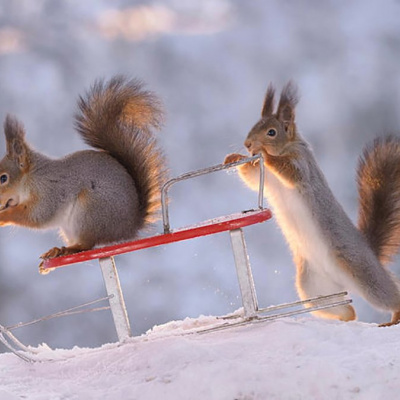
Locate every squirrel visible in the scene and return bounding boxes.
[224,81,400,326]
[0,75,166,261]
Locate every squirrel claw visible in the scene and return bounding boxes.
[38,260,55,275]
[41,244,88,260]
[224,153,247,165]
[379,312,400,327]
[378,321,400,328]
[40,247,64,260]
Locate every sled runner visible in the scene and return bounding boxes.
[0,155,351,362]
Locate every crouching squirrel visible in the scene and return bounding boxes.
[225,82,400,326]
[0,76,166,260]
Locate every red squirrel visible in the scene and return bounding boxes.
[0,76,166,261]
[225,82,400,325]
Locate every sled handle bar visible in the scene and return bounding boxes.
[161,154,265,233]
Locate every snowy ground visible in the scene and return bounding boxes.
[0,313,398,400]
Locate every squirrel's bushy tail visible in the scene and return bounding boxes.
[75,75,167,229]
[357,136,400,265]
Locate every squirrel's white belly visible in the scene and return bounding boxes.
[264,171,338,277]
[43,201,81,244]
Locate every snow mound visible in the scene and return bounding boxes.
[0,314,399,399]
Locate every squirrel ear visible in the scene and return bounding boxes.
[261,84,275,118]
[4,114,30,170]
[277,81,299,132]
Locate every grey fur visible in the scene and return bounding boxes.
[0,76,167,255]
[233,81,400,323]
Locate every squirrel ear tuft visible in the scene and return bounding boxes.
[261,83,275,118]
[4,114,30,169]
[277,81,299,129]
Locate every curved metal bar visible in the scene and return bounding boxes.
[198,292,352,334]
[0,296,115,362]
[0,325,35,363]
[161,154,265,233]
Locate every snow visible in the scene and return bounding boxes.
[0,313,399,400]
[1,0,400,351]
[0,3,399,398]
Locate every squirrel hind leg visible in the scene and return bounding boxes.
[295,257,356,322]
[310,303,356,322]
[379,311,400,327]
[40,244,90,260]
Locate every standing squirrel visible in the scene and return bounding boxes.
[0,76,166,260]
[225,82,400,326]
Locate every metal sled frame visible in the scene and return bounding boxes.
[1,155,351,361]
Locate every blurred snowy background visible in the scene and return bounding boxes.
[0,0,400,350]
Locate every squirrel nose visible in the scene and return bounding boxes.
[244,139,252,150]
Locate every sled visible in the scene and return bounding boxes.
[0,155,351,362]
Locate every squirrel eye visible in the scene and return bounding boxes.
[0,174,8,185]
[267,129,277,137]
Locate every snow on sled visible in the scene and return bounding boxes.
[0,155,351,362]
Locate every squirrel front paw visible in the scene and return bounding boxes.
[40,244,86,260]
[41,247,65,259]
[224,153,247,165]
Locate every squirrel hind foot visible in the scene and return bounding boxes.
[379,311,400,328]
[40,244,89,260]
